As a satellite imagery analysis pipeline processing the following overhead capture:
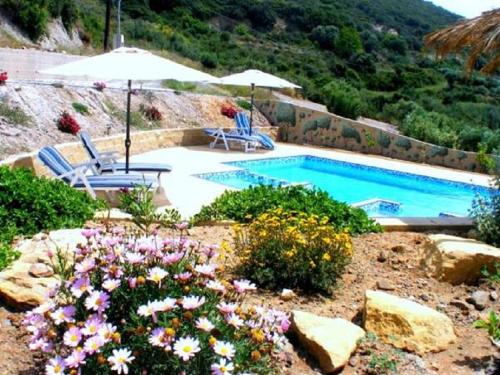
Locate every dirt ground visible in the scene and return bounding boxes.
[1,227,499,374]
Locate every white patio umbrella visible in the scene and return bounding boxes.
[41,47,220,172]
[219,69,301,134]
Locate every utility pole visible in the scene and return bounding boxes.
[103,0,112,51]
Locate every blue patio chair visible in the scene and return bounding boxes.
[203,128,260,152]
[38,146,158,198]
[234,112,275,150]
[79,131,172,176]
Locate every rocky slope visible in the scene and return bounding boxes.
[0,82,269,160]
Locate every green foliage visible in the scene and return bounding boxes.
[200,52,218,69]
[310,25,338,50]
[119,185,184,235]
[470,176,500,247]
[477,143,496,174]
[382,33,407,55]
[474,311,500,343]
[368,352,399,374]
[400,107,458,148]
[323,80,364,119]
[0,102,33,126]
[48,0,78,30]
[1,0,49,40]
[236,99,251,111]
[335,27,363,58]
[0,242,20,271]
[481,263,500,283]
[0,166,103,269]
[233,208,353,293]
[193,185,382,235]
[72,102,89,116]
[162,79,197,92]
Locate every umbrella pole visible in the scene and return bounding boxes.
[125,80,132,174]
[249,83,255,136]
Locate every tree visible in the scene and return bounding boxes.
[310,25,338,50]
[335,27,363,58]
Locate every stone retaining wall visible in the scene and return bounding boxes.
[257,100,497,173]
[1,126,279,176]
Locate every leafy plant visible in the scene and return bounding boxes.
[233,208,352,293]
[322,80,365,119]
[0,71,7,85]
[476,143,496,174]
[470,176,500,247]
[236,99,251,111]
[0,242,20,271]
[220,104,238,119]
[72,102,90,116]
[24,226,290,374]
[368,352,399,374]
[140,105,163,122]
[0,166,103,245]
[193,185,382,235]
[0,102,33,126]
[481,262,500,283]
[119,185,184,235]
[57,111,81,135]
[473,310,500,345]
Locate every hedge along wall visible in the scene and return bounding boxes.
[257,100,498,173]
[1,126,279,176]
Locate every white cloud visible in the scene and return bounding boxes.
[428,0,499,18]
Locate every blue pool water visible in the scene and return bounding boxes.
[196,155,492,217]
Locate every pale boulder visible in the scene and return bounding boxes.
[364,290,456,354]
[0,229,84,309]
[420,234,500,285]
[291,310,365,373]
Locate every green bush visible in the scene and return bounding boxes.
[0,166,103,245]
[470,176,500,247]
[193,185,382,235]
[400,108,458,148]
[17,0,49,40]
[335,27,363,58]
[72,102,89,115]
[0,242,20,271]
[233,209,353,293]
[236,99,252,111]
[0,102,33,126]
[322,80,365,119]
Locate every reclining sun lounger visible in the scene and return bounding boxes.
[234,112,275,150]
[38,146,158,198]
[203,128,260,152]
[79,131,172,176]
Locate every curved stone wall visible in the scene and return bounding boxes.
[257,100,498,174]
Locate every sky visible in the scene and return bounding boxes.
[428,0,499,18]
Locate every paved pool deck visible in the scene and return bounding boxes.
[127,143,493,220]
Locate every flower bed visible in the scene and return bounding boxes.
[24,226,289,374]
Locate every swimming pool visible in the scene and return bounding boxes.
[196,155,492,217]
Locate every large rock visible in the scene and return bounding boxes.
[420,234,500,285]
[291,310,365,373]
[0,229,84,309]
[364,290,456,354]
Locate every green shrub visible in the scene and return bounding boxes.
[335,27,363,58]
[400,108,458,148]
[200,52,218,69]
[0,166,103,244]
[236,99,252,111]
[0,242,20,271]
[470,176,500,247]
[473,311,500,344]
[72,102,89,115]
[0,102,33,126]
[477,143,496,174]
[322,80,365,119]
[233,208,352,293]
[18,0,49,40]
[193,185,382,235]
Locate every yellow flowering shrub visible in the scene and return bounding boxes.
[233,208,353,293]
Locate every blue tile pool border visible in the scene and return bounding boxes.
[223,155,493,194]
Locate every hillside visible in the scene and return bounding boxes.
[0,0,499,156]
